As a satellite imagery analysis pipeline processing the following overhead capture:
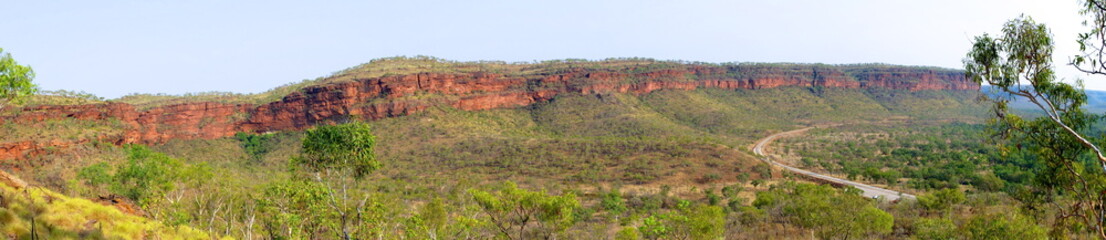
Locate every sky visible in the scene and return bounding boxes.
[0,0,1096,98]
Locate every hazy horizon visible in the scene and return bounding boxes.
[1,0,1096,98]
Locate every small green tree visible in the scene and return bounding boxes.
[615,227,640,240]
[76,145,212,222]
[750,179,765,188]
[404,197,450,239]
[736,173,751,184]
[721,184,743,199]
[78,145,182,205]
[917,188,966,214]
[753,182,893,239]
[639,214,669,240]
[297,121,380,178]
[76,162,113,187]
[0,48,37,109]
[912,218,957,240]
[255,180,332,239]
[685,205,725,240]
[235,132,273,162]
[469,181,580,240]
[419,197,448,237]
[638,203,724,240]
[601,189,628,218]
[962,212,1047,240]
[293,121,381,240]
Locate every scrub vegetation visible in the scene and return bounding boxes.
[1,20,1090,238]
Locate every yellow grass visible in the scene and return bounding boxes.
[0,183,222,239]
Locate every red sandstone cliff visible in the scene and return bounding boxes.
[0,64,978,160]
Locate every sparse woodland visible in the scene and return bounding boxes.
[8,5,1106,236]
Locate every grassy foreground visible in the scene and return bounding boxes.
[0,178,217,239]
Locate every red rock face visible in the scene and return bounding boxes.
[0,65,978,160]
[851,69,976,91]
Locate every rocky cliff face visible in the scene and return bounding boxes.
[0,64,977,160]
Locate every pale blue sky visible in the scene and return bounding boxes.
[0,0,1093,98]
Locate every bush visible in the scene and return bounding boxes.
[77,145,210,207]
[963,213,1046,239]
[913,218,956,240]
[601,189,628,216]
[753,182,893,239]
[918,188,966,213]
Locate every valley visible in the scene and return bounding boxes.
[0,58,1057,239]
[6,0,1106,238]
[751,127,914,201]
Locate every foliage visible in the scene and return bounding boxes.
[637,202,724,240]
[615,226,640,240]
[235,132,273,162]
[917,188,966,213]
[753,182,893,239]
[0,47,37,108]
[289,121,383,239]
[5,60,1004,239]
[912,217,957,240]
[683,205,726,240]
[639,214,669,239]
[77,145,210,207]
[404,197,453,240]
[296,121,379,179]
[469,181,581,240]
[76,162,112,187]
[779,122,1039,192]
[1073,0,1106,76]
[111,145,185,205]
[962,212,1047,240]
[10,85,997,239]
[601,188,628,217]
[255,180,335,239]
[0,182,213,239]
[966,14,1106,237]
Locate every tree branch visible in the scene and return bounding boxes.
[1022,91,1106,171]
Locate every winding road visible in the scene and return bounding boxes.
[751,127,915,201]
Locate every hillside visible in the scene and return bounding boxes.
[981,85,1106,113]
[0,57,977,161]
[0,57,992,239]
[0,171,213,239]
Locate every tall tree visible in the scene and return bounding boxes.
[965,14,1106,237]
[0,48,37,109]
[294,121,382,240]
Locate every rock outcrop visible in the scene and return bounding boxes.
[0,169,27,189]
[0,63,977,160]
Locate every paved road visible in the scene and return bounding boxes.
[751,127,915,201]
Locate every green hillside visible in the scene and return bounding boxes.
[3,84,996,239]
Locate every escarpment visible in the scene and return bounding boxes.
[0,63,977,160]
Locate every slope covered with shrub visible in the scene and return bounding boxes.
[0,176,214,239]
[0,57,1007,238]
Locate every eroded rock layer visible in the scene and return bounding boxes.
[0,64,977,160]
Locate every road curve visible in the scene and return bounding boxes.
[751,127,915,201]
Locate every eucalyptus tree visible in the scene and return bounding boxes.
[0,48,37,109]
[293,121,382,240]
[965,12,1106,237]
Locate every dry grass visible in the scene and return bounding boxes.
[0,182,218,239]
